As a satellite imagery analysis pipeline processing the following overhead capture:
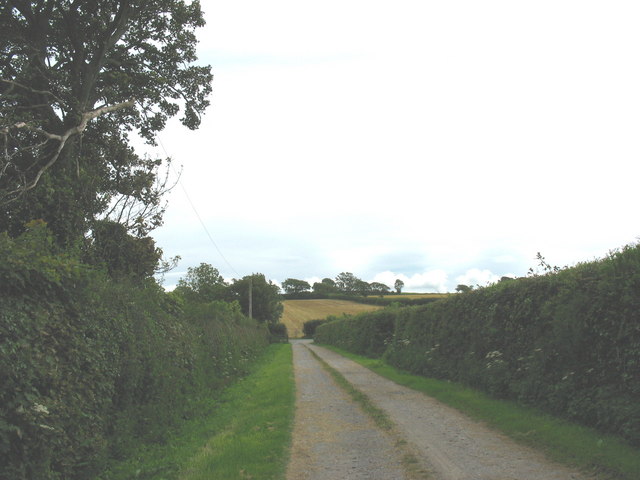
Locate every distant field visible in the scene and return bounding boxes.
[282,299,382,338]
[380,293,450,299]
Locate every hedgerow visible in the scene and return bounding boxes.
[302,319,327,338]
[0,222,269,479]
[315,244,640,446]
[314,310,397,358]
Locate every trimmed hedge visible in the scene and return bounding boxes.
[314,310,397,358]
[302,319,327,338]
[0,223,269,479]
[281,291,443,306]
[323,294,439,307]
[315,245,640,445]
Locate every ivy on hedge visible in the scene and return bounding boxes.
[0,222,270,479]
[315,245,640,446]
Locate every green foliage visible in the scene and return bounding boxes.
[334,273,390,296]
[328,293,442,307]
[326,345,640,480]
[0,225,269,479]
[334,271,360,293]
[175,345,294,480]
[316,245,640,446]
[267,323,289,343]
[85,220,161,280]
[97,344,294,480]
[315,310,397,358]
[0,220,86,301]
[174,263,232,303]
[231,273,283,324]
[1,0,212,245]
[281,278,311,294]
[455,284,473,293]
[312,278,338,295]
[369,281,390,296]
[302,319,327,338]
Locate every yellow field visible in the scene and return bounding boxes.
[281,299,382,338]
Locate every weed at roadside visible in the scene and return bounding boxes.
[99,344,295,480]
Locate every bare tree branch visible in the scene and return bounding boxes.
[1,99,135,204]
[1,78,66,106]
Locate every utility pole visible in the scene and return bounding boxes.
[248,277,253,319]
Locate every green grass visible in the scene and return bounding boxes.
[100,344,295,480]
[321,345,640,480]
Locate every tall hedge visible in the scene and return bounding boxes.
[314,310,397,358]
[0,223,269,479]
[315,245,640,445]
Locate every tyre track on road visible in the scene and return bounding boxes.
[286,340,411,480]
[306,343,591,480]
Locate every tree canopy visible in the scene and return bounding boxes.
[312,278,338,295]
[281,278,311,294]
[0,0,212,251]
[174,263,231,303]
[369,281,391,296]
[335,272,360,294]
[230,273,283,324]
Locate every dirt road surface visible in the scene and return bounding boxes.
[286,340,409,480]
[287,341,590,480]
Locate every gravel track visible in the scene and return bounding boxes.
[286,340,409,480]
[288,341,592,480]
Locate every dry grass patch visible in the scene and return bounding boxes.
[282,299,382,338]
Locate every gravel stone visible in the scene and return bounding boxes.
[286,340,409,480]
[306,343,593,480]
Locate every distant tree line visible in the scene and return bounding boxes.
[173,263,283,325]
[281,272,405,297]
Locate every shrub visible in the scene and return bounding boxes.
[0,223,269,479]
[302,319,327,338]
[315,310,396,358]
[268,323,289,343]
[316,245,640,446]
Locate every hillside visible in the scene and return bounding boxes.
[282,299,382,338]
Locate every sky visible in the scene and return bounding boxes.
[147,0,640,292]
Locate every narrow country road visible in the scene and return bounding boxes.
[287,341,591,480]
[286,340,410,480]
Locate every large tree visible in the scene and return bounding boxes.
[369,281,390,296]
[174,263,231,303]
[231,274,283,324]
[281,278,311,294]
[0,0,212,247]
[312,277,337,295]
[335,272,360,294]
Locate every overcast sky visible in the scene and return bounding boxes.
[148,0,640,292]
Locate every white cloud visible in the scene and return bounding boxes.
[304,276,323,288]
[149,1,640,293]
[455,269,501,289]
[372,270,449,293]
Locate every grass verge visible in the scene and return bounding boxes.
[100,344,295,480]
[320,344,640,480]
